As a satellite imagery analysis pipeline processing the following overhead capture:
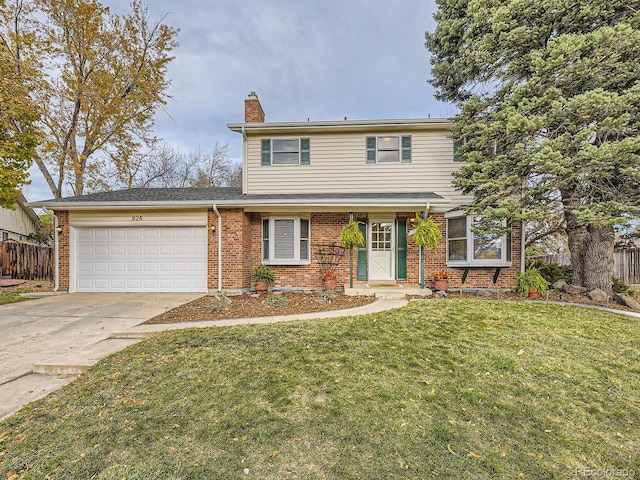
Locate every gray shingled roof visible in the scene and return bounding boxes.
[32,188,445,205]
[35,187,243,203]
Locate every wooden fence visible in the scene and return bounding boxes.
[0,241,53,281]
[531,248,640,284]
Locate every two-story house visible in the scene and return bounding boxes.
[32,93,521,293]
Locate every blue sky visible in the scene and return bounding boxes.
[25,0,454,201]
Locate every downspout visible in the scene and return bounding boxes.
[43,207,59,292]
[212,204,222,292]
[241,126,248,194]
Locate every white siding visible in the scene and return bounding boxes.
[245,130,467,206]
[0,205,39,241]
[70,209,207,227]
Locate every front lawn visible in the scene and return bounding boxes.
[1,300,638,479]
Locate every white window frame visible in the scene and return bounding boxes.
[262,217,310,265]
[445,211,512,267]
[272,138,302,165]
[376,136,400,163]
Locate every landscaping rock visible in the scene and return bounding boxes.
[475,289,494,297]
[552,279,568,290]
[613,293,640,311]
[563,284,587,295]
[587,288,609,302]
[435,290,448,299]
[249,293,261,298]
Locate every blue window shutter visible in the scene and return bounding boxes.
[401,135,411,163]
[366,137,377,164]
[300,138,310,165]
[261,139,271,165]
[357,219,367,280]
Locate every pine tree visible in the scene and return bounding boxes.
[426,0,640,293]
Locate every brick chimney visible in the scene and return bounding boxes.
[244,91,265,123]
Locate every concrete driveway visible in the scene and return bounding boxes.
[0,292,202,420]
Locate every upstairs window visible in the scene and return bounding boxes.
[261,138,310,165]
[262,217,310,265]
[366,136,411,163]
[445,213,512,266]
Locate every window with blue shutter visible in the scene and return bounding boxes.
[366,136,411,163]
[262,217,311,265]
[261,138,310,165]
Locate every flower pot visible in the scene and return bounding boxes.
[324,278,337,291]
[528,288,540,299]
[255,280,269,293]
[434,279,449,291]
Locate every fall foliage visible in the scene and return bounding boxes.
[1,0,178,198]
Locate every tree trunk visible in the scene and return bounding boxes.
[564,209,588,286]
[583,224,615,294]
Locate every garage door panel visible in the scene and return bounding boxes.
[127,262,141,272]
[94,262,109,272]
[96,229,113,240]
[76,226,208,293]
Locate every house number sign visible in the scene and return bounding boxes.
[132,215,143,222]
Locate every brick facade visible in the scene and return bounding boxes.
[233,210,522,291]
[54,207,521,293]
[55,210,70,290]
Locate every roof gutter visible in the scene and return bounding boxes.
[42,207,59,292]
[27,197,451,210]
[212,203,222,292]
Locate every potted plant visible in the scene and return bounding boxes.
[340,218,365,288]
[411,214,443,288]
[515,267,548,299]
[321,268,339,291]
[432,270,451,291]
[252,265,276,293]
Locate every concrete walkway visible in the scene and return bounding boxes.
[0,295,407,420]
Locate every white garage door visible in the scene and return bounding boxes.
[76,227,208,292]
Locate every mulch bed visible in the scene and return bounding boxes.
[0,280,54,292]
[145,291,378,324]
[0,279,27,287]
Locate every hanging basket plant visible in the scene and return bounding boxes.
[411,214,442,251]
[340,219,365,250]
[340,219,365,289]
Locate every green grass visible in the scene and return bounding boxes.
[1,300,639,479]
[0,292,31,305]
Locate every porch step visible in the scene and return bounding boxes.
[345,285,433,299]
